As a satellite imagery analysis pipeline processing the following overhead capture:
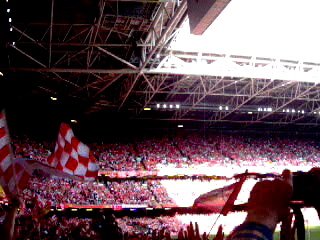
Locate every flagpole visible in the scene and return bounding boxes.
[207,170,248,236]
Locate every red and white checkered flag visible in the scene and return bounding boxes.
[47,123,99,181]
[0,111,30,196]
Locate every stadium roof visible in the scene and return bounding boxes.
[1,0,320,134]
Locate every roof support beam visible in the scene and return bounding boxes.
[254,82,317,122]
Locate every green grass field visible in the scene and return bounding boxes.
[273,226,320,240]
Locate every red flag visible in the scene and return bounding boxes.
[193,173,247,215]
[221,173,247,216]
[47,123,99,181]
[0,111,31,196]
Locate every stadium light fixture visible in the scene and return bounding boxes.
[7,9,10,13]
[219,106,222,110]
[175,104,180,109]
[71,119,77,123]
[169,104,173,109]
[50,96,57,101]
[178,125,184,128]
[225,106,229,110]
[163,104,167,108]
[144,107,151,111]
[0,72,3,77]
[302,110,305,114]
[248,112,253,114]
[156,103,160,108]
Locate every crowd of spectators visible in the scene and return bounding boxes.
[10,133,320,171]
[22,173,115,207]
[2,132,320,238]
[116,216,182,236]
[14,215,99,240]
[107,181,156,205]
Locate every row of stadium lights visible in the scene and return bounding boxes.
[5,0,15,45]
[258,107,272,112]
[282,109,305,114]
[259,107,307,114]
[145,104,229,111]
[51,96,318,122]
[156,103,180,109]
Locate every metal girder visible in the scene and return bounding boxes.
[138,74,169,113]
[93,74,123,98]
[153,52,320,83]
[173,76,225,119]
[118,0,187,110]
[276,90,320,123]
[253,82,317,122]
[213,79,276,121]
[87,0,106,67]
[96,46,138,69]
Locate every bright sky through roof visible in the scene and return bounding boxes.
[170,0,320,62]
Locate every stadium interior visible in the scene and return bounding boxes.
[1,0,320,239]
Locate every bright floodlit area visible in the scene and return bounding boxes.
[3,0,320,238]
[158,164,320,234]
[171,0,320,63]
